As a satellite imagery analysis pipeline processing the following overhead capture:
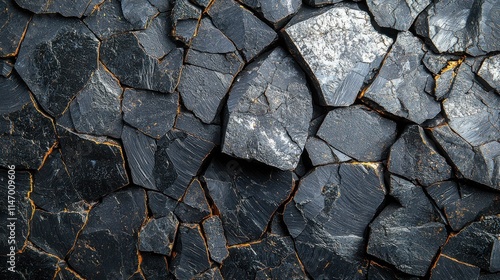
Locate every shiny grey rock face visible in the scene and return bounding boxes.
[478,54,500,91]
[367,0,431,31]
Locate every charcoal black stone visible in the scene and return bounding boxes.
[478,54,500,91]
[0,59,14,77]
[193,268,223,280]
[83,0,135,39]
[388,125,452,186]
[283,5,393,106]
[122,126,157,190]
[172,0,202,44]
[174,179,211,223]
[0,0,31,57]
[367,261,420,280]
[140,253,172,280]
[317,105,397,162]
[222,47,312,170]
[15,16,99,117]
[305,137,340,166]
[442,216,500,273]
[5,246,59,280]
[363,32,441,124]
[434,67,455,101]
[367,0,431,31]
[240,0,301,28]
[68,188,147,279]
[169,224,211,280]
[430,254,481,280]
[174,111,222,145]
[139,212,179,256]
[202,216,229,263]
[367,176,447,276]
[422,51,461,75]
[0,72,31,115]
[284,163,386,279]
[134,14,177,59]
[208,0,277,61]
[121,0,158,29]
[14,0,92,17]
[122,89,178,139]
[203,156,293,245]
[147,191,178,218]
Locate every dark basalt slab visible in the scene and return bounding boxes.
[121,0,158,29]
[422,51,461,75]
[0,72,31,115]
[367,176,448,276]
[139,212,179,256]
[221,234,308,279]
[222,47,312,170]
[4,246,59,280]
[68,188,147,279]
[147,191,178,219]
[202,216,229,263]
[15,16,99,117]
[140,253,172,280]
[83,0,135,39]
[241,0,301,28]
[134,14,177,60]
[29,210,86,258]
[317,105,397,162]
[203,156,294,245]
[283,5,393,106]
[367,0,431,31]
[174,179,211,223]
[427,181,500,231]
[0,0,31,57]
[194,267,223,280]
[388,125,452,186]
[0,59,14,77]
[58,127,129,201]
[430,254,481,280]
[69,64,123,138]
[172,0,202,44]
[368,261,420,280]
[122,89,178,139]
[284,163,386,279]
[304,0,342,7]
[14,0,94,17]
[478,54,500,91]
[415,0,500,55]
[174,111,222,145]
[100,32,183,94]
[207,0,277,62]
[54,263,85,280]
[363,32,441,124]
[169,224,211,280]
[305,136,345,166]
[441,215,500,273]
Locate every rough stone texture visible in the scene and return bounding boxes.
[284,163,386,279]
[0,59,14,77]
[172,0,202,44]
[202,216,229,263]
[305,137,344,166]
[430,254,481,280]
[147,191,178,219]
[204,156,293,245]
[83,0,135,39]
[222,47,312,170]
[2,246,59,280]
[241,0,301,28]
[367,176,448,276]
[139,213,179,256]
[284,5,393,106]
[317,105,397,161]
[15,16,99,117]
[364,32,441,124]
[441,216,500,273]
[14,0,95,17]
[174,179,211,223]
[415,0,500,55]
[388,125,452,186]
[208,0,277,61]
[121,0,158,29]
[478,54,500,91]
[140,253,171,280]
[422,51,461,75]
[0,0,31,57]
[367,0,431,31]
[304,0,342,7]
[68,188,147,279]
[122,89,178,139]
[174,111,222,145]
[368,261,420,280]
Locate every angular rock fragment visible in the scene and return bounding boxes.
[364,32,441,124]
[367,0,431,31]
[140,253,172,280]
[0,0,31,57]
[69,64,123,138]
[434,67,455,101]
[172,0,202,44]
[427,181,500,230]
[442,59,500,147]
[14,0,94,17]
[83,0,135,39]
[0,59,14,77]
[202,216,229,263]
[0,170,32,255]
[4,246,59,280]
[442,216,500,273]
[241,0,301,28]
[134,14,177,59]
[54,263,85,280]
[478,54,500,91]
[430,254,481,280]
[368,261,420,280]
[58,127,129,201]
[175,111,222,145]
[29,210,86,258]
[415,0,500,55]
[222,47,312,170]
[170,224,211,280]
[100,32,183,93]
[139,213,179,256]
[284,163,386,279]
[208,0,277,61]
[121,0,158,29]
[284,5,393,106]
[175,179,211,223]
[194,268,223,280]
[0,72,31,115]
[388,125,452,186]
[305,137,342,166]
[422,51,461,75]
[122,89,178,139]
[317,105,397,161]
[15,16,99,117]
[204,156,293,245]
[68,188,147,279]
[429,124,499,190]
[221,234,308,279]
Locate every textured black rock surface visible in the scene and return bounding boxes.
[1,0,500,279]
